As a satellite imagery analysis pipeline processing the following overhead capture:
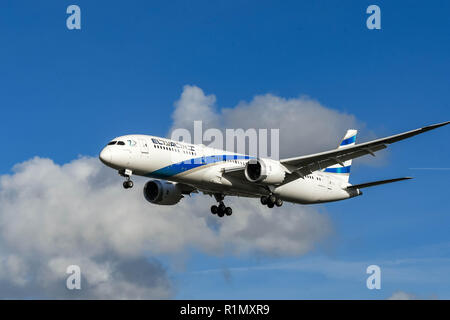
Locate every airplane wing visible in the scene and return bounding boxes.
[280,121,450,180]
[221,166,247,181]
[222,166,245,174]
[176,182,198,194]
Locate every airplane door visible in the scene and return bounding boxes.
[139,139,149,154]
[199,144,206,164]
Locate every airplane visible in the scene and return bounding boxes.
[99,121,449,217]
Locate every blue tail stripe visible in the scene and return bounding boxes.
[340,136,356,146]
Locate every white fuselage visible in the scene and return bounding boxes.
[99,135,360,205]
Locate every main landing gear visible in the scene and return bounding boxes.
[119,169,134,189]
[260,195,283,208]
[211,194,232,218]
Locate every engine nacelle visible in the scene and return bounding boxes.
[244,159,286,185]
[143,180,183,205]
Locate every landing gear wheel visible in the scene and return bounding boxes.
[217,202,226,217]
[269,195,277,204]
[260,196,268,205]
[275,199,283,207]
[267,202,274,208]
[123,180,134,189]
[213,197,232,218]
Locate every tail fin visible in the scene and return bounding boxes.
[323,129,357,183]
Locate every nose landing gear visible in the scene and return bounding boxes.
[211,194,233,218]
[119,169,134,189]
[260,195,283,208]
[123,179,134,189]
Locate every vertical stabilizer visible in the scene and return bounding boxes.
[323,129,357,183]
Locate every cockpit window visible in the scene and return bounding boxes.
[107,141,117,145]
[117,141,125,145]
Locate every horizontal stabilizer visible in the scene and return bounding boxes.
[347,177,413,190]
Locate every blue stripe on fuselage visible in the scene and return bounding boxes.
[147,154,253,178]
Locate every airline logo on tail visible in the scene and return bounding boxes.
[323,129,357,179]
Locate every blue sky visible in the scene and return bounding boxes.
[0,1,449,299]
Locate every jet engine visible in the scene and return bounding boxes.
[143,180,183,205]
[244,159,286,185]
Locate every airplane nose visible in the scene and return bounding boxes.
[99,148,112,165]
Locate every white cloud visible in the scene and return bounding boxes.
[388,291,419,300]
[0,156,332,298]
[170,85,378,159]
[171,85,220,132]
[388,291,439,300]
